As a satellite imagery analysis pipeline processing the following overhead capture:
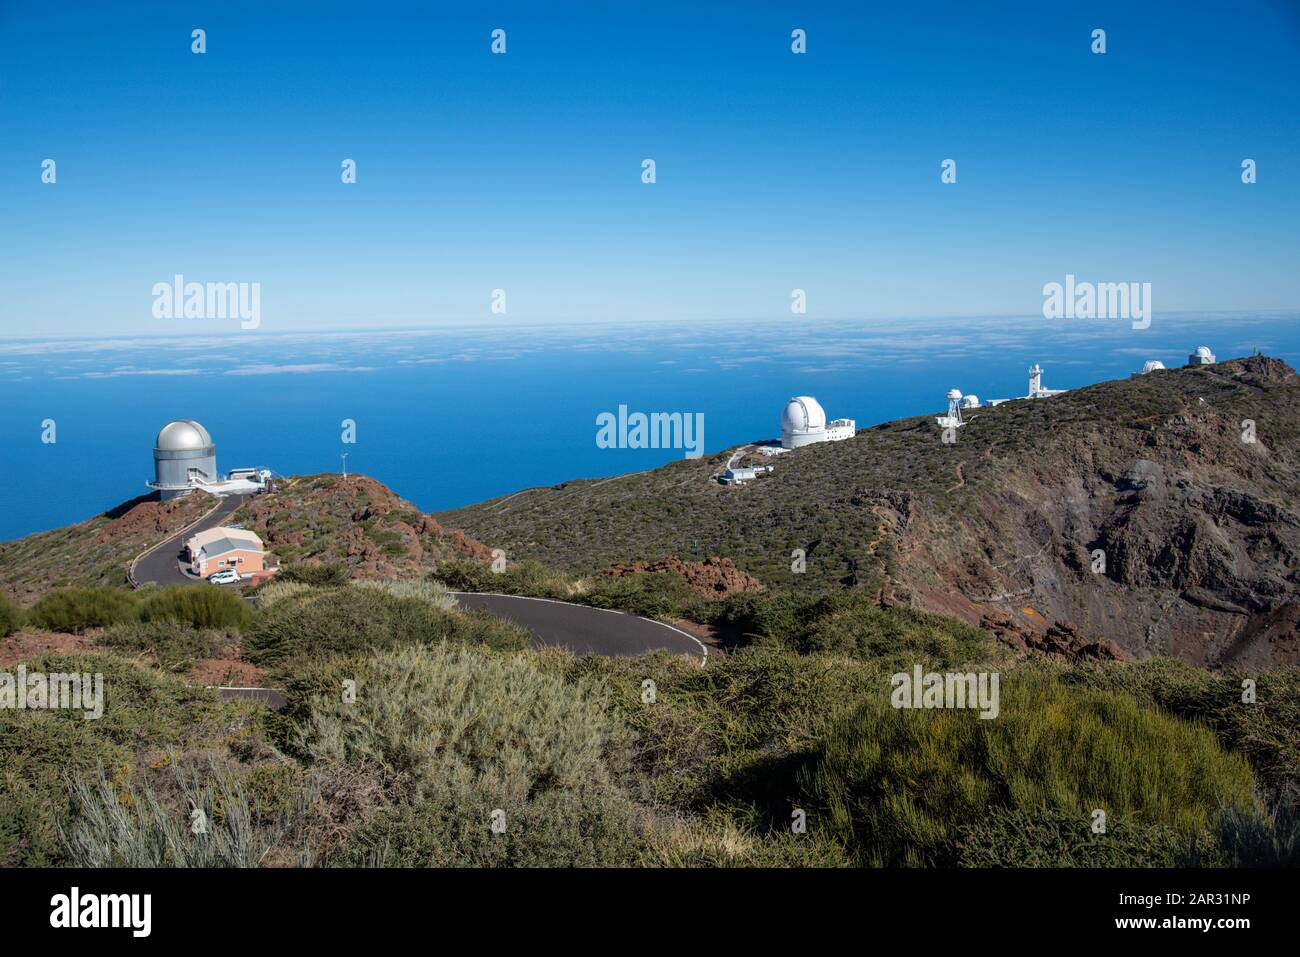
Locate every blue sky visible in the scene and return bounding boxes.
[1,0,1297,337]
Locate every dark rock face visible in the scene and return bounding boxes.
[893,357,1300,669]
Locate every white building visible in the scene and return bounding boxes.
[1187,345,1216,366]
[780,396,855,449]
[1139,359,1166,374]
[1027,364,1067,399]
[722,465,773,485]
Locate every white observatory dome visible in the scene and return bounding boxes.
[1195,346,1212,359]
[946,388,963,401]
[961,394,980,408]
[781,396,829,449]
[782,396,827,434]
[1140,360,1166,374]
[156,419,213,451]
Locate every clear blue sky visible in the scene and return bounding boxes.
[1,0,1297,336]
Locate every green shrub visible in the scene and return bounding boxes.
[432,558,570,599]
[566,646,883,812]
[138,585,250,631]
[243,584,527,667]
[277,562,350,587]
[333,784,647,867]
[98,621,235,673]
[251,580,313,609]
[61,763,313,868]
[1060,658,1300,806]
[353,578,455,610]
[296,644,625,805]
[954,806,1185,867]
[0,653,254,866]
[1181,797,1300,868]
[698,588,999,668]
[580,572,707,620]
[798,673,1257,865]
[0,596,22,637]
[26,587,138,633]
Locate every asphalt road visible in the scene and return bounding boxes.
[131,494,248,586]
[453,592,707,661]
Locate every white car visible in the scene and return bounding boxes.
[207,568,242,585]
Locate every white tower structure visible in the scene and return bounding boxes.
[1027,363,1067,399]
[935,388,966,428]
[1187,346,1216,366]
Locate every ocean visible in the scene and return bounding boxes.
[2,312,1297,542]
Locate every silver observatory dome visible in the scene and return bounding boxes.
[150,419,217,498]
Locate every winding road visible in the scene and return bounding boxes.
[131,494,249,587]
[453,592,707,662]
[130,502,706,662]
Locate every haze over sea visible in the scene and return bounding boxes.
[2,312,1297,542]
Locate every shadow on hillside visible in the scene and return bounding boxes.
[103,492,160,520]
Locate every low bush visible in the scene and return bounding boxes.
[703,588,998,667]
[432,558,570,599]
[579,572,708,620]
[798,673,1257,865]
[0,653,256,866]
[26,587,138,633]
[296,644,625,805]
[954,806,1186,867]
[137,585,250,631]
[333,784,647,867]
[98,621,236,673]
[0,596,22,637]
[277,562,350,587]
[243,584,527,667]
[1060,658,1300,806]
[1181,797,1300,868]
[62,763,313,868]
[352,578,455,610]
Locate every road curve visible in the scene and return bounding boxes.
[453,592,707,662]
[132,494,249,587]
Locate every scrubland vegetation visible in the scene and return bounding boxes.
[0,564,1295,868]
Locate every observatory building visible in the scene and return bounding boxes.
[1139,359,1166,374]
[149,420,217,499]
[1187,346,1216,366]
[780,396,856,449]
[147,419,270,499]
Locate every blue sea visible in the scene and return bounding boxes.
[2,312,1297,542]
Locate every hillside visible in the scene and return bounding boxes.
[227,473,492,576]
[438,356,1300,669]
[0,493,212,602]
[0,475,491,603]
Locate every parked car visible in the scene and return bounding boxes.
[207,568,242,585]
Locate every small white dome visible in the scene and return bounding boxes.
[1140,360,1166,374]
[156,419,213,451]
[946,388,963,401]
[961,394,980,408]
[781,396,827,434]
[1195,346,1213,358]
